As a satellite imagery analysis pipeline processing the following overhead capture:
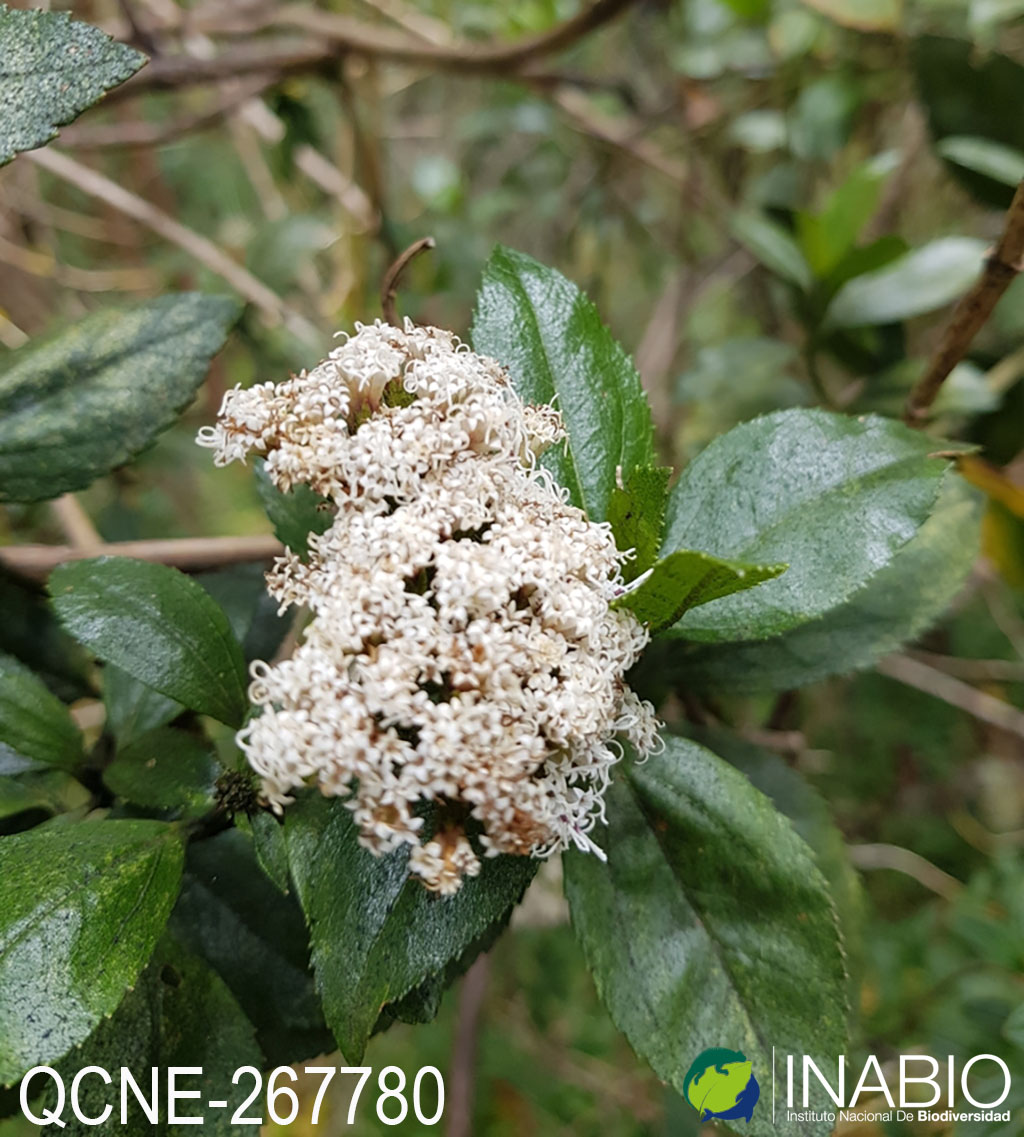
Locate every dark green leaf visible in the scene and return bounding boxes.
[284,793,536,1061]
[170,829,333,1066]
[50,937,260,1136]
[104,727,220,816]
[51,557,248,727]
[613,550,786,635]
[103,664,184,748]
[606,465,671,583]
[731,211,813,290]
[667,474,982,691]
[0,819,184,1084]
[0,651,83,772]
[247,810,291,894]
[196,563,288,664]
[0,571,91,701]
[471,245,657,522]
[0,769,88,821]
[0,294,241,503]
[253,458,332,557]
[564,737,848,1137]
[824,238,986,329]
[661,409,952,642]
[0,5,145,166]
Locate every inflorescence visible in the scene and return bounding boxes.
[198,320,661,894]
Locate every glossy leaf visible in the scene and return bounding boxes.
[731,212,812,290]
[0,6,145,166]
[661,409,951,642]
[0,294,241,502]
[253,458,333,557]
[196,564,289,665]
[51,557,248,727]
[0,652,82,772]
[564,737,848,1137]
[613,550,786,635]
[825,238,987,329]
[104,727,220,816]
[667,475,981,691]
[49,937,260,1136]
[102,664,184,748]
[170,829,333,1066]
[0,820,184,1084]
[284,794,536,1061]
[606,465,671,582]
[471,245,658,522]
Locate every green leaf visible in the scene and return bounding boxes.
[170,829,333,1066]
[661,409,952,642]
[50,557,248,727]
[0,294,241,503]
[104,727,220,817]
[103,664,184,748]
[796,162,886,277]
[253,458,332,557]
[49,938,260,1136]
[825,238,987,328]
[0,651,83,772]
[471,245,657,522]
[563,737,849,1137]
[606,465,671,582]
[0,769,89,821]
[0,5,145,166]
[284,793,536,1061]
[196,564,288,665]
[247,810,291,894]
[667,474,981,691]
[688,1058,753,1116]
[613,550,786,635]
[937,135,1024,187]
[731,211,813,290]
[0,819,184,1084]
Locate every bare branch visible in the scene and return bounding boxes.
[26,147,321,346]
[905,178,1024,424]
[446,954,491,1137]
[49,495,104,553]
[848,843,963,901]
[0,535,283,582]
[381,236,435,325]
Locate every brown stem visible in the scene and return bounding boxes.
[0,535,283,582]
[446,953,491,1137]
[905,178,1024,424]
[381,236,435,325]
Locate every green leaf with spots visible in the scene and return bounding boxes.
[0,293,240,503]
[104,727,221,817]
[50,557,248,727]
[284,793,536,1061]
[606,465,671,582]
[661,409,954,642]
[0,820,184,1085]
[613,550,786,635]
[0,651,83,772]
[471,246,658,522]
[563,736,848,1137]
[0,5,145,166]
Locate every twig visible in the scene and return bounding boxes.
[848,843,962,901]
[381,236,435,325]
[49,495,104,553]
[26,147,321,346]
[446,953,491,1137]
[904,649,1024,683]
[876,652,1024,739]
[905,178,1024,424]
[0,535,283,582]
[0,233,158,292]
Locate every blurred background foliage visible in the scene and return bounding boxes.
[2,0,1024,1134]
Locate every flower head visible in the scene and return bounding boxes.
[199,320,660,893]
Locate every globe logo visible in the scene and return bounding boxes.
[683,1048,761,1124]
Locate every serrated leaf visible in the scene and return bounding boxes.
[253,458,333,557]
[613,550,786,635]
[606,465,671,582]
[104,727,220,817]
[170,829,333,1066]
[0,651,83,772]
[471,245,657,522]
[284,793,536,1061]
[667,474,982,690]
[0,5,145,166]
[0,820,184,1085]
[50,557,248,727]
[563,736,848,1137]
[824,238,986,329]
[661,409,952,642]
[0,294,241,503]
[48,937,260,1136]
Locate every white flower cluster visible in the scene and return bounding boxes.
[198,320,661,894]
